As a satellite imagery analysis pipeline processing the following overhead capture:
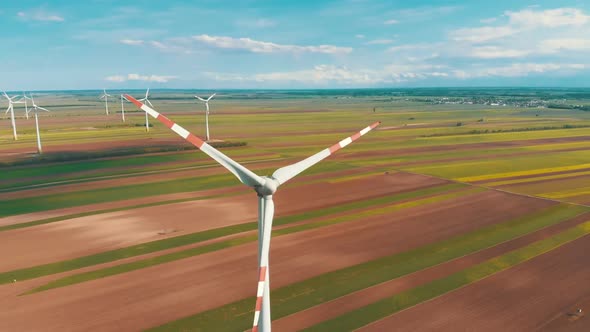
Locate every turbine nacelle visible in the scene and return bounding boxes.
[254,177,280,197]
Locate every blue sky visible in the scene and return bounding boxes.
[1,0,589,90]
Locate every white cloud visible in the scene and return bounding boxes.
[390,6,459,20]
[366,39,395,45]
[120,39,144,46]
[458,63,587,78]
[105,75,126,82]
[507,8,590,28]
[387,43,437,53]
[450,8,590,44]
[450,26,516,42]
[540,38,590,52]
[255,65,382,84]
[149,41,168,50]
[105,74,178,83]
[384,19,399,25]
[355,34,365,39]
[192,34,352,54]
[120,39,192,54]
[469,46,530,58]
[17,9,64,22]
[208,62,454,85]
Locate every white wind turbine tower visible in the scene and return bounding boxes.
[138,88,153,132]
[124,94,380,332]
[120,94,127,122]
[28,94,51,154]
[19,92,32,119]
[2,91,23,141]
[99,89,112,115]
[195,93,216,141]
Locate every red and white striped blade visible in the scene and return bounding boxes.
[124,94,265,188]
[252,197,274,332]
[272,121,381,185]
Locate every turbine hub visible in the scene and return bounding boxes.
[255,176,279,196]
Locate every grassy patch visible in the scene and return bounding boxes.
[483,169,590,187]
[22,184,469,292]
[0,142,247,168]
[307,219,590,331]
[149,204,587,332]
[0,161,353,217]
[407,150,590,181]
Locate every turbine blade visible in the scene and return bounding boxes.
[146,99,154,107]
[38,107,51,112]
[252,196,275,332]
[207,93,216,101]
[272,121,381,185]
[195,96,207,102]
[124,94,265,187]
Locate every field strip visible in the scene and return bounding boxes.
[456,162,590,183]
[147,204,586,332]
[0,161,354,217]
[0,190,246,232]
[0,146,259,183]
[0,183,462,284]
[543,188,590,199]
[0,164,387,230]
[0,156,285,193]
[0,172,239,218]
[21,185,475,293]
[482,169,590,187]
[326,171,393,183]
[271,212,590,331]
[399,167,590,209]
[307,221,590,331]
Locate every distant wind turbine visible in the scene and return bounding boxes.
[120,94,127,122]
[195,93,216,141]
[99,89,112,115]
[138,88,153,132]
[28,94,51,154]
[19,92,32,119]
[2,91,23,140]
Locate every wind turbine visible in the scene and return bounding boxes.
[138,88,153,132]
[124,94,380,332]
[120,94,127,122]
[28,94,51,154]
[2,91,22,140]
[99,89,112,115]
[195,93,216,141]
[19,92,32,119]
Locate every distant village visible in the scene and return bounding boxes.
[408,97,590,111]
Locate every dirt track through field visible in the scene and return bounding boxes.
[0,189,551,331]
[360,233,590,331]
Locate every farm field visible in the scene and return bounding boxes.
[1,88,590,331]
